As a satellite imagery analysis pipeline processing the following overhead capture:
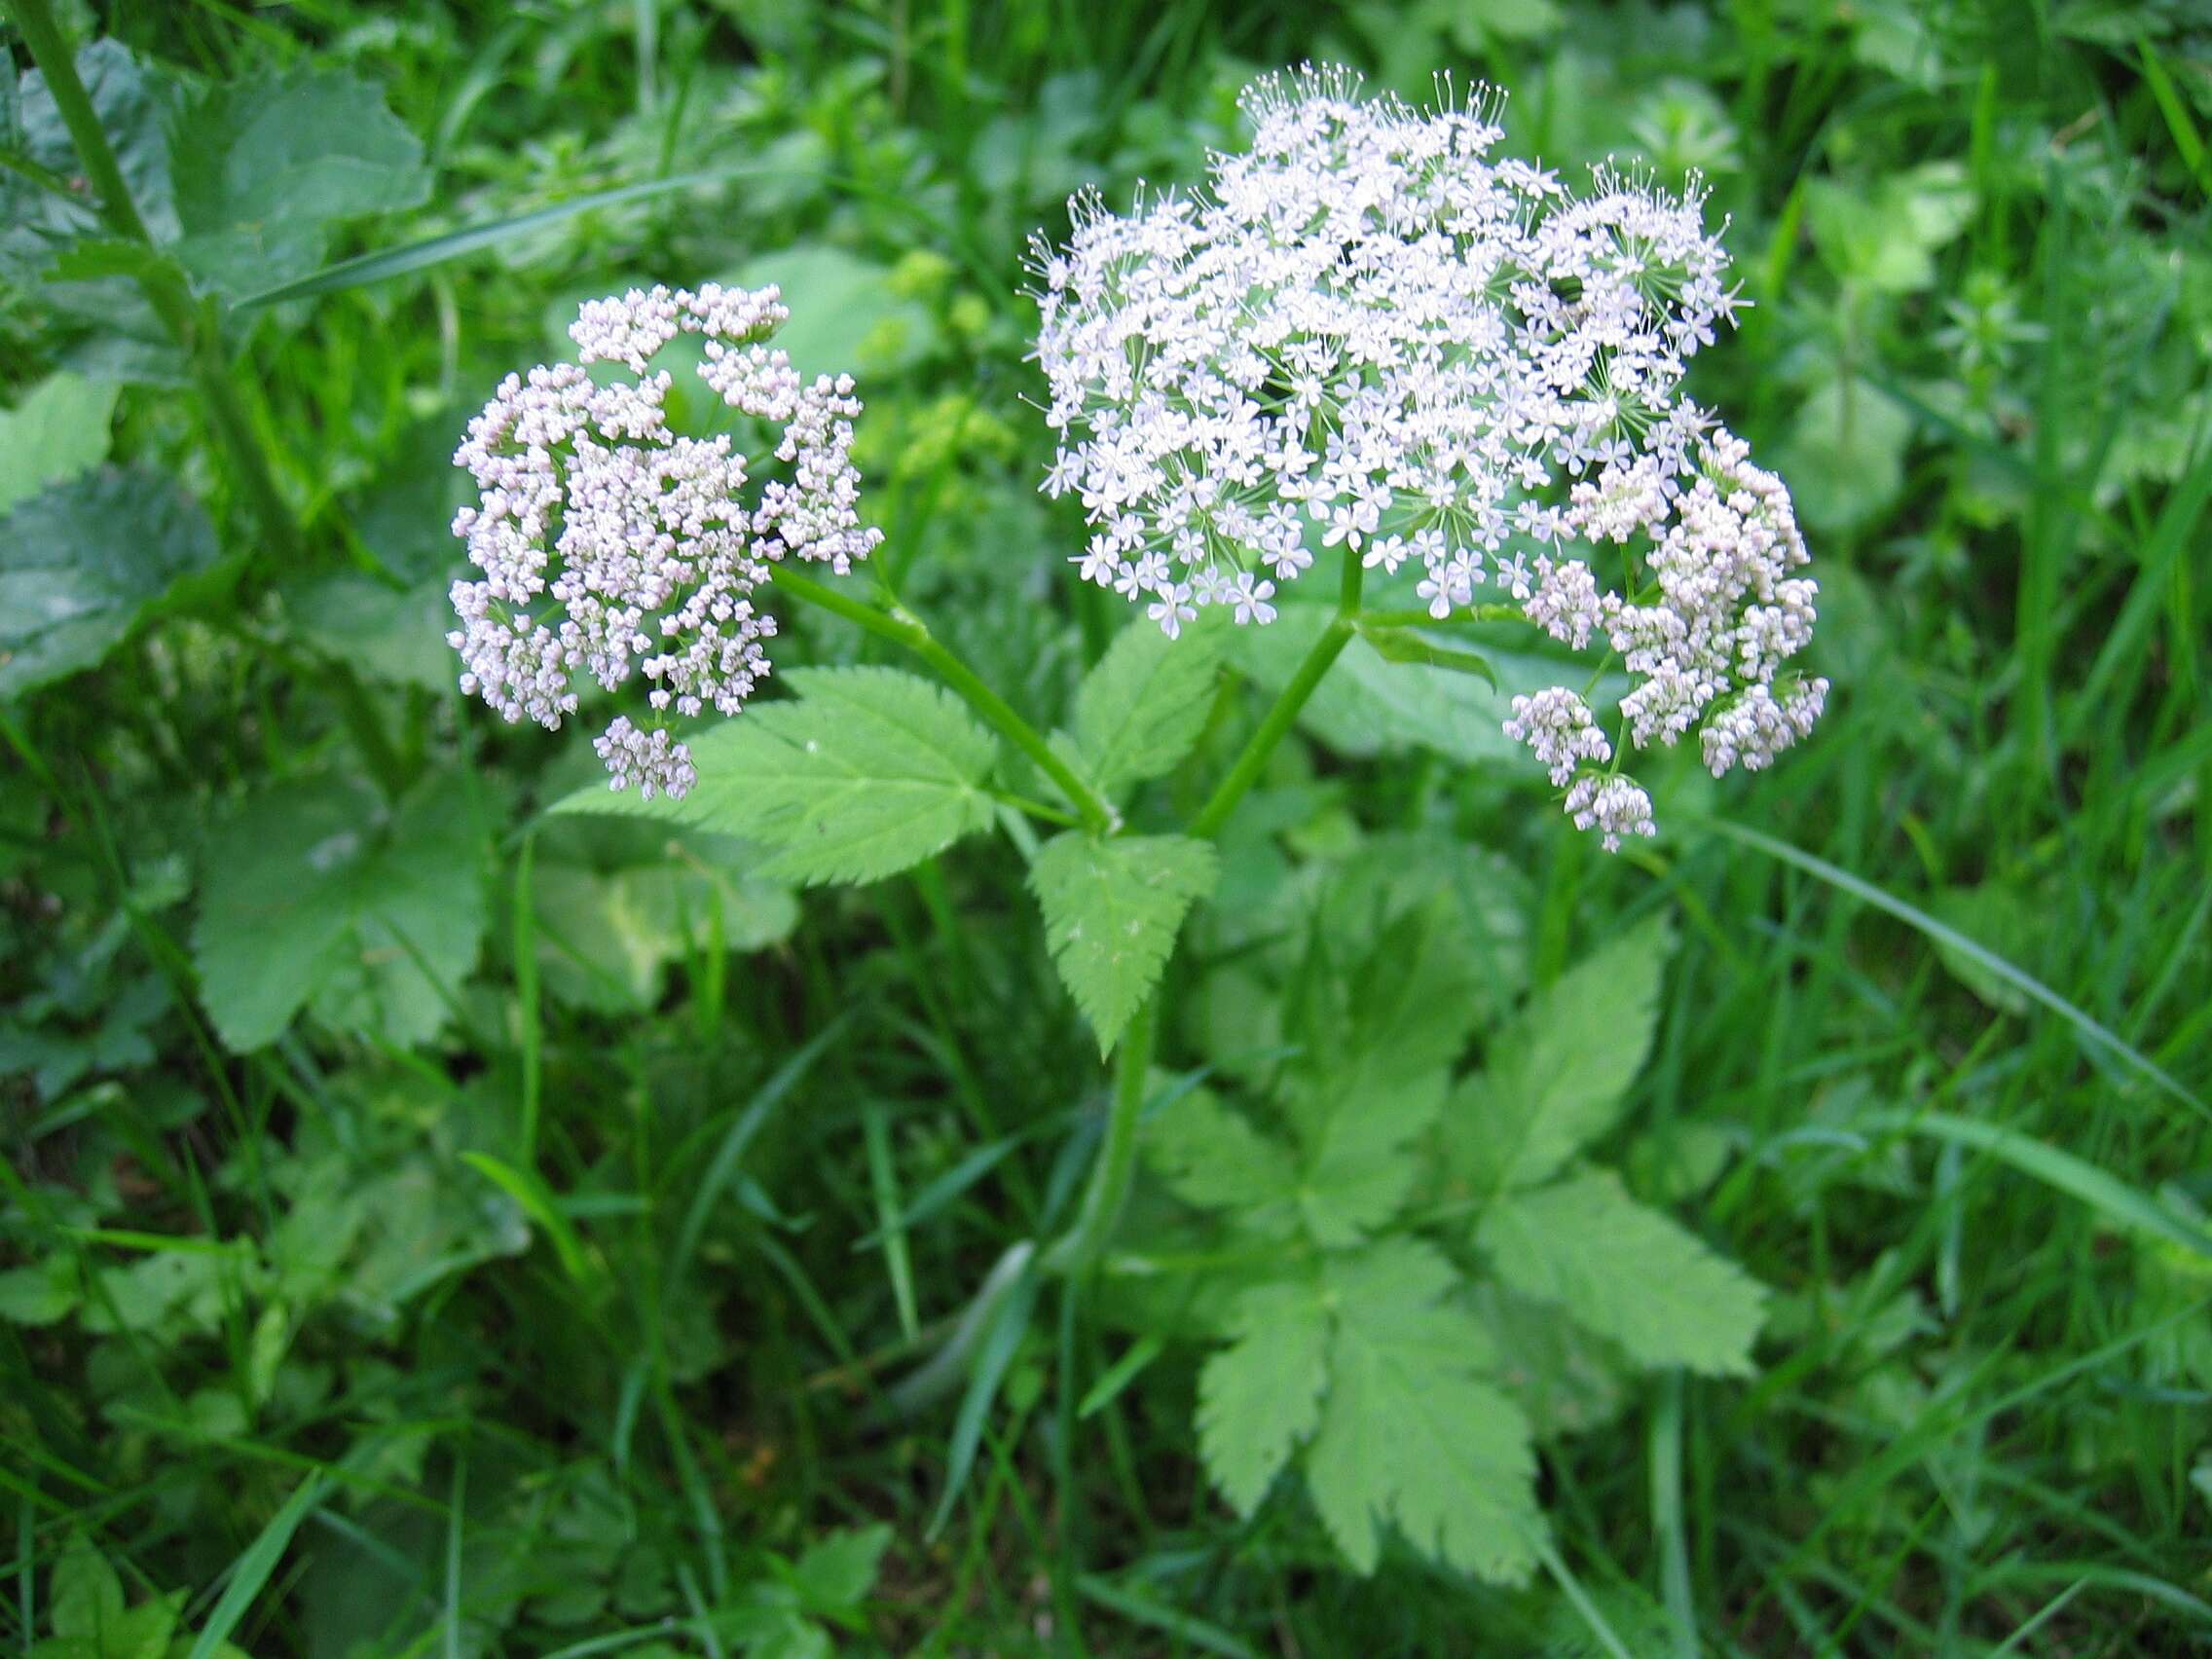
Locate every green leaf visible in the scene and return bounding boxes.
[0,466,220,700]
[1,42,180,283]
[1302,1240,1544,1583]
[192,771,488,1051]
[1198,1278,1330,1516]
[1477,1170,1767,1377]
[791,1524,892,1613]
[555,667,999,887]
[0,1256,79,1326]
[1071,616,1228,798]
[51,1545,126,1644]
[0,374,117,514]
[169,70,430,298]
[1141,1087,1299,1223]
[726,245,938,380]
[1450,914,1675,1197]
[1031,832,1217,1054]
[1230,597,1624,767]
[1780,376,1913,536]
[1295,1068,1445,1247]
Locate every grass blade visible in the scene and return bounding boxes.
[185,1471,328,1659]
[232,167,789,310]
[1858,1109,2212,1259]
[1707,819,2206,1118]
[459,1152,598,1290]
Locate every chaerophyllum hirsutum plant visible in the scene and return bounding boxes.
[447,66,1825,1590]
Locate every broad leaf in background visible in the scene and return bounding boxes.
[0,41,180,282]
[1477,1169,1767,1376]
[0,373,117,513]
[556,667,999,886]
[533,843,798,1014]
[1031,832,1217,1053]
[169,70,431,298]
[1302,1239,1544,1583]
[1782,375,1914,536]
[727,245,938,380]
[1069,616,1228,799]
[0,465,220,699]
[1231,595,1624,767]
[193,771,488,1051]
[1197,1277,1331,1516]
[1449,913,1676,1197]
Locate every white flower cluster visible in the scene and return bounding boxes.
[448,283,882,798]
[1030,64,1825,845]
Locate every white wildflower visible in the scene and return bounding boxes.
[1030,64,1824,849]
[447,283,883,799]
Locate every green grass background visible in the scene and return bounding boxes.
[3,0,2209,1654]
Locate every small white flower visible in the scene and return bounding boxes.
[1231,573,1277,626]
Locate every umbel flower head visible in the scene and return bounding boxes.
[1029,64,1826,847]
[447,283,881,799]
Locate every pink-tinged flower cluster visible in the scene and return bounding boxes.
[448,283,882,798]
[1030,64,1825,846]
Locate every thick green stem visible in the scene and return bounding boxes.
[771,566,1118,834]
[1190,548,1366,838]
[1040,998,1156,1274]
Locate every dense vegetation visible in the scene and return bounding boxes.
[3,1,2209,1654]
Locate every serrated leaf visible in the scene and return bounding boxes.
[555,668,999,886]
[1140,1087,1299,1225]
[1071,616,1227,798]
[1450,914,1675,1197]
[0,374,117,514]
[1477,1169,1767,1377]
[1031,832,1216,1053]
[1294,1068,1445,1247]
[170,69,429,298]
[1198,1278,1330,1516]
[1302,1239,1543,1584]
[0,466,220,699]
[192,771,487,1051]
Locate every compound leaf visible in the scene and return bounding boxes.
[1295,1067,1445,1247]
[1451,913,1675,1196]
[1303,1239,1543,1584]
[1071,615,1227,798]
[1476,1169,1767,1377]
[1198,1277,1330,1516]
[1031,831,1216,1053]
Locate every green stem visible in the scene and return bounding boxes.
[771,566,1118,834]
[1040,997,1156,1275]
[1043,549,1368,1274]
[1190,547,1366,838]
